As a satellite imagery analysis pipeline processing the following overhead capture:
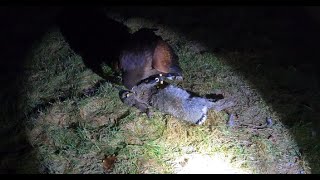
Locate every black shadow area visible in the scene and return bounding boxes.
[57,7,132,84]
[0,7,60,173]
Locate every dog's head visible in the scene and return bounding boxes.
[119,28,183,89]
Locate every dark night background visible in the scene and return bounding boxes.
[1,4,320,173]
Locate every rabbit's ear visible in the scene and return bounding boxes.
[152,40,173,73]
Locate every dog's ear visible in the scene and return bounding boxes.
[152,40,173,73]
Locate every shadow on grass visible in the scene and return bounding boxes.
[57,7,131,85]
[106,6,320,173]
[0,7,133,173]
[0,7,61,173]
[0,7,134,173]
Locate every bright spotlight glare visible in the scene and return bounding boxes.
[173,153,250,174]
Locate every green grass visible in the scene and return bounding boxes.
[14,12,315,174]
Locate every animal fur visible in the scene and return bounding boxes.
[120,28,182,89]
[120,80,235,125]
[58,7,182,90]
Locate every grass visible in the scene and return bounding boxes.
[9,10,317,174]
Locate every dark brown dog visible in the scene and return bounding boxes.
[120,28,182,89]
[58,7,182,90]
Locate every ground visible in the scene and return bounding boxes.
[1,7,320,174]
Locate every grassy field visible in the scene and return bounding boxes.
[2,7,320,174]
